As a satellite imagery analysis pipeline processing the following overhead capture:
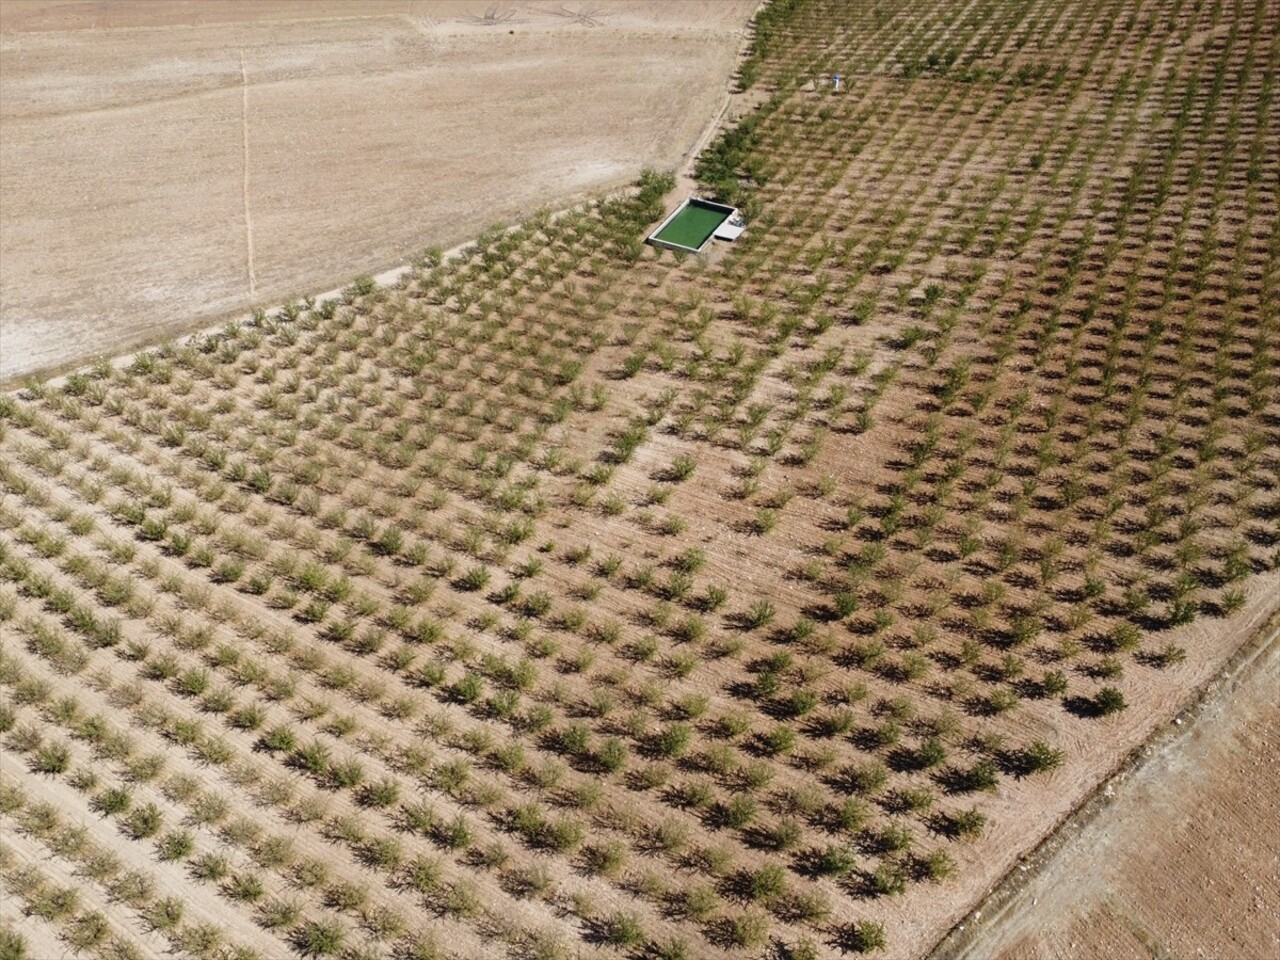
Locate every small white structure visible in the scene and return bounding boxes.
[713,213,747,242]
[833,73,843,91]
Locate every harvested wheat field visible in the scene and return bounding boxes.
[0,0,758,384]
[1,1,1278,960]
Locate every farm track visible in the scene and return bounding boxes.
[2,1,1278,958]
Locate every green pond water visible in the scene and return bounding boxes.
[652,201,731,250]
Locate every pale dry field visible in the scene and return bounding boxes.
[940,614,1280,960]
[0,0,757,384]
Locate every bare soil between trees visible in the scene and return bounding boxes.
[1,2,1277,959]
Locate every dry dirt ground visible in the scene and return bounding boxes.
[1,2,1277,959]
[936,613,1280,960]
[0,0,757,385]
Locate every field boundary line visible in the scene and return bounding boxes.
[240,47,257,298]
[927,601,1280,960]
[11,186,637,396]
[671,0,769,199]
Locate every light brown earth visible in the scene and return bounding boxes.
[0,0,757,384]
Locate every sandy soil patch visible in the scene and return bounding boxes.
[0,0,756,384]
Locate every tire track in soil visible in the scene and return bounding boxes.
[241,47,257,300]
